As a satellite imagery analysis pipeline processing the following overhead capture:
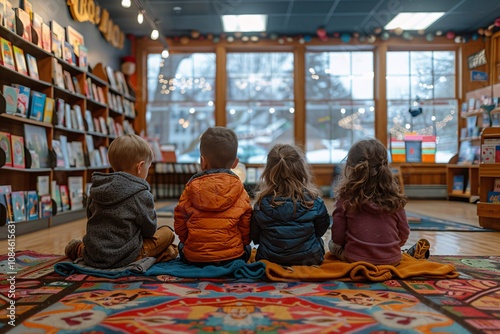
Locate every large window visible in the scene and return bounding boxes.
[226,52,294,164]
[305,51,375,163]
[386,51,457,163]
[146,53,215,161]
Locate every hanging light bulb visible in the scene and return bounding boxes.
[121,0,131,8]
[151,29,159,40]
[137,11,144,24]
[161,49,169,58]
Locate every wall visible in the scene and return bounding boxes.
[13,0,130,69]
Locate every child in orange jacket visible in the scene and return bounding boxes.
[174,127,252,265]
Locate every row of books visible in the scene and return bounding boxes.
[0,37,41,79]
[2,84,54,123]
[481,138,500,164]
[53,134,109,169]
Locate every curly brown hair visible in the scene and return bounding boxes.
[334,138,407,213]
[255,144,320,211]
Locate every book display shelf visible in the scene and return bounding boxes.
[448,84,500,202]
[0,17,136,239]
[477,127,500,231]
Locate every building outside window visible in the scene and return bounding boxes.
[386,51,457,163]
[146,53,215,162]
[226,52,295,164]
[305,51,375,163]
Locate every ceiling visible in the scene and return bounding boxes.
[99,0,500,39]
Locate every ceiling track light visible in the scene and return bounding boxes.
[161,49,169,58]
[121,0,131,8]
[151,29,159,40]
[137,11,144,24]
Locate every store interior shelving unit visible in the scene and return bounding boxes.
[0,22,136,238]
[477,127,500,231]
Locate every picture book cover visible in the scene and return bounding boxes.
[10,135,25,168]
[24,124,49,168]
[43,97,55,124]
[0,131,12,167]
[488,191,500,204]
[26,54,39,80]
[52,59,65,89]
[84,110,94,132]
[78,45,88,70]
[494,178,500,192]
[11,191,26,222]
[39,194,52,218]
[2,85,17,114]
[4,2,15,33]
[41,23,52,52]
[0,184,12,222]
[0,38,16,70]
[52,139,65,167]
[55,98,65,126]
[51,180,62,212]
[68,176,84,210]
[12,84,30,117]
[63,70,75,92]
[59,184,70,211]
[28,91,46,121]
[26,190,39,220]
[0,0,4,26]
[15,8,31,42]
[452,175,465,194]
[32,13,43,47]
[405,140,422,163]
[63,41,74,64]
[458,141,473,165]
[13,46,28,76]
[51,32,62,58]
[20,0,33,18]
[36,175,50,196]
[59,135,70,168]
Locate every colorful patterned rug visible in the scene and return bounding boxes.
[406,212,495,231]
[1,251,500,333]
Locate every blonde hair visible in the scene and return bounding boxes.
[255,144,320,211]
[107,134,154,172]
[200,126,238,169]
[334,138,407,213]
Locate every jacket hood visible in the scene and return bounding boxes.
[90,172,150,206]
[185,169,244,212]
[257,196,313,221]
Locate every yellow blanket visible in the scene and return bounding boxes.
[261,253,459,282]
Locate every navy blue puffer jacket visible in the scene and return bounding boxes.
[250,196,330,266]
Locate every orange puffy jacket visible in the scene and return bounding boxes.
[174,170,252,263]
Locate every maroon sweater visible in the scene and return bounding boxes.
[331,199,410,265]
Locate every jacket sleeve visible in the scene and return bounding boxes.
[237,191,252,245]
[314,199,330,237]
[249,210,261,244]
[135,191,157,238]
[395,208,410,246]
[174,190,190,243]
[331,199,348,246]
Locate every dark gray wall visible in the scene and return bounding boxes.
[13,0,130,69]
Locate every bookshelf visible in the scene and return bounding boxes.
[477,127,500,231]
[0,20,136,238]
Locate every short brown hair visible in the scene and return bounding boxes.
[200,127,238,169]
[108,134,154,172]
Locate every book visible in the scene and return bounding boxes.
[68,176,84,210]
[32,12,43,47]
[0,131,12,167]
[28,91,46,121]
[63,41,74,64]
[51,32,61,58]
[59,185,70,211]
[466,116,478,137]
[99,116,108,135]
[3,2,15,33]
[20,0,33,18]
[43,97,55,124]
[51,180,62,212]
[11,191,26,222]
[73,105,84,130]
[63,70,75,92]
[26,54,39,80]
[0,37,15,70]
[452,175,465,194]
[12,84,30,117]
[494,178,500,192]
[2,85,18,114]
[78,45,88,70]
[481,144,496,163]
[52,59,65,89]
[71,141,85,168]
[487,191,500,204]
[15,7,31,42]
[10,135,25,168]
[51,139,65,167]
[0,185,13,222]
[84,110,94,132]
[56,98,65,126]
[39,194,52,218]
[26,190,38,220]
[36,175,50,196]
[41,23,52,52]
[85,134,95,165]
[64,103,72,129]
[59,135,70,168]
[0,0,4,26]
[24,124,50,168]
[72,77,82,95]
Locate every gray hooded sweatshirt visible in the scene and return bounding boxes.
[82,171,157,268]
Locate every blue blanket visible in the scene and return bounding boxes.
[54,258,267,279]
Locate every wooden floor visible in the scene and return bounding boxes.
[1,199,499,256]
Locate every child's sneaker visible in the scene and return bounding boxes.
[65,239,83,260]
[406,239,430,259]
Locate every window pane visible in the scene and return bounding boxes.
[387,76,410,100]
[387,52,409,75]
[433,51,455,74]
[411,75,433,100]
[434,75,455,98]
[226,53,294,162]
[410,51,432,75]
[329,52,350,75]
[146,53,215,161]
